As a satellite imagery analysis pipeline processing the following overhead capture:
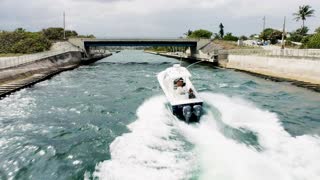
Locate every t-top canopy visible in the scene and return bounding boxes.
[164,64,191,79]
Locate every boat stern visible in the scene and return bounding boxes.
[172,102,203,123]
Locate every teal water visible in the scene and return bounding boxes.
[0,50,319,180]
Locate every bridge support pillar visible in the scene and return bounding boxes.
[190,46,197,56]
[84,46,91,58]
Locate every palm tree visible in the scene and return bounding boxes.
[219,23,224,38]
[184,30,193,37]
[293,5,315,29]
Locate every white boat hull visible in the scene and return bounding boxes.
[158,64,203,122]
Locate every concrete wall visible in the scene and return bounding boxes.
[226,55,320,84]
[0,51,82,84]
[68,38,85,50]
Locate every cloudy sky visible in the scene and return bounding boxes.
[0,0,319,38]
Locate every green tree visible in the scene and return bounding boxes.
[289,32,303,42]
[296,26,309,36]
[184,30,193,37]
[239,35,248,40]
[188,29,212,39]
[260,28,283,44]
[293,5,315,28]
[315,27,320,34]
[307,33,320,49]
[270,31,283,44]
[289,27,309,42]
[259,28,274,41]
[219,23,224,38]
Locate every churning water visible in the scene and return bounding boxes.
[0,51,319,180]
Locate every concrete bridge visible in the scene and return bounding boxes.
[68,38,210,57]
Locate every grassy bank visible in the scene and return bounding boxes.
[0,53,23,57]
[0,27,95,56]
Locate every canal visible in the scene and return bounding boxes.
[0,50,319,180]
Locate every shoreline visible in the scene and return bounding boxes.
[145,50,320,93]
[0,51,111,99]
[231,69,320,92]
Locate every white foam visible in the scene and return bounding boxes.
[178,93,320,180]
[0,90,36,119]
[94,96,196,180]
[94,93,320,180]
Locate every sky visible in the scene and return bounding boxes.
[0,0,319,38]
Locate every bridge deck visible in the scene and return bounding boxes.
[82,38,198,47]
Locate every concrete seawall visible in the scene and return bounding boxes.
[0,51,82,98]
[0,51,82,84]
[144,51,218,65]
[226,55,320,84]
[0,51,113,98]
[144,49,320,92]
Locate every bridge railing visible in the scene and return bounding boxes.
[221,49,320,59]
[0,48,79,70]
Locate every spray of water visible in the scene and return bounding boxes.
[93,96,197,180]
[94,93,320,180]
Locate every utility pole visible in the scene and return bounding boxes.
[63,11,66,40]
[281,16,286,49]
[262,16,266,32]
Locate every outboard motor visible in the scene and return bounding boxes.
[193,105,202,121]
[183,106,192,123]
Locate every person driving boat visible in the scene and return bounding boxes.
[175,77,187,95]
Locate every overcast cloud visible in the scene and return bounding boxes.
[0,0,319,37]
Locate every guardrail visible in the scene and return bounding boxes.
[0,48,79,70]
[221,49,320,59]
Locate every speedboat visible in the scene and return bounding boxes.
[158,64,203,123]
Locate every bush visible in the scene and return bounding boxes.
[42,27,80,40]
[223,33,239,41]
[301,36,310,44]
[42,27,64,40]
[11,33,51,53]
[307,33,320,49]
[0,27,94,54]
[188,29,212,39]
[0,28,52,54]
[212,33,220,40]
[77,34,96,38]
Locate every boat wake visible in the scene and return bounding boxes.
[93,96,197,180]
[93,93,320,180]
